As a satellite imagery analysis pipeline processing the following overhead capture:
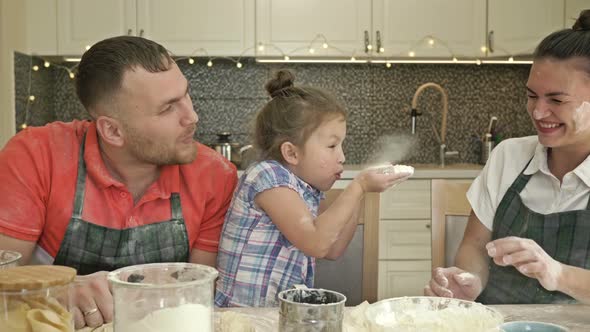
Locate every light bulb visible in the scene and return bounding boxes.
[32,65,39,71]
[408,51,415,57]
[476,59,482,65]
[386,62,392,68]
[188,58,195,64]
[350,56,356,61]
[283,55,290,61]
[207,60,213,67]
[258,44,265,51]
[44,61,50,68]
[236,62,243,68]
[508,56,514,62]
[85,45,91,51]
[452,57,458,62]
[480,46,487,53]
[322,43,328,49]
[28,95,35,101]
[428,38,435,46]
[21,124,27,129]
[309,48,315,54]
[379,47,385,53]
[69,72,75,79]
[367,44,373,51]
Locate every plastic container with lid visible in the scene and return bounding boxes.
[107,262,218,332]
[0,249,22,269]
[0,265,77,332]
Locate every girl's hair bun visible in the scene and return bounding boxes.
[572,9,590,31]
[265,69,295,98]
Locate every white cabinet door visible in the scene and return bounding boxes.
[379,219,431,260]
[378,260,431,299]
[373,0,486,58]
[24,0,58,55]
[487,0,565,57]
[380,180,431,219]
[565,0,589,28]
[255,0,371,57]
[57,0,136,55]
[137,0,255,56]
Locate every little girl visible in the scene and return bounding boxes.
[215,69,410,307]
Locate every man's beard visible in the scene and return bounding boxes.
[124,125,197,165]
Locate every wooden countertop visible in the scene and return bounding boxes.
[81,304,590,331]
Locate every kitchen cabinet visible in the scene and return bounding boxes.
[57,0,254,56]
[377,179,432,299]
[255,0,486,58]
[373,0,487,58]
[565,0,589,28]
[487,0,565,57]
[255,0,371,58]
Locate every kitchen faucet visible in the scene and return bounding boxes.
[410,82,458,167]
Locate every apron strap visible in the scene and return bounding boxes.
[72,132,88,219]
[170,193,183,220]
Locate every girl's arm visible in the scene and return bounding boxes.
[255,171,401,258]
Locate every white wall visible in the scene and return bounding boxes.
[0,0,26,148]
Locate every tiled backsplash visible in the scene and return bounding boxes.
[14,52,536,165]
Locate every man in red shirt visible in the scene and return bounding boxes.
[0,36,237,328]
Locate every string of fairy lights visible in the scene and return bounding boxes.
[19,34,529,129]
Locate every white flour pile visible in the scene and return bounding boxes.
[118,303,212,332]
[374,304,502,332]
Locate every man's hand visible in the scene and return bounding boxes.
[487,236,563,291]
[424,267,483,301]
[72,271,113,329]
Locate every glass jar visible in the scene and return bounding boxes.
[108,262,218,332]
[279,288,346,332]
[0,265,76,332]
[0,250,22,269]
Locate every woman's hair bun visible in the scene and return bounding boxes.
[265,69,295,98]
[572,9,590,31]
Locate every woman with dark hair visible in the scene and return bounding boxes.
[425,9,590,304]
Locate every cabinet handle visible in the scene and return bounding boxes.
[376,30,382,53]
[364,30,371,53]
[425,224,431,229]
[139,29,145,37]
[487,30,494,53]
[127,29,133,36]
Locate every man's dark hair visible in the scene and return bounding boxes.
[75,36,173,115]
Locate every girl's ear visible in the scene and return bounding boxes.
[280,141,300,165]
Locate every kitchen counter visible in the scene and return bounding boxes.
[238,163,484,180]
[82,303,590,331]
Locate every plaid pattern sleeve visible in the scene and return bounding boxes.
[215,160,323,307]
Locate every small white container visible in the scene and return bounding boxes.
[108,263,218,332]
[0,250,22,270]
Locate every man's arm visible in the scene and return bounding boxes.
[189,248,217,267]
[0,233,36,264]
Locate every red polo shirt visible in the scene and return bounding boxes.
[0,121,237,258]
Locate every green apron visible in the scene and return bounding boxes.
[477,159,590,304]
[53,134,190,275]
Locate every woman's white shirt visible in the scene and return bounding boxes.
[467,135,590,230]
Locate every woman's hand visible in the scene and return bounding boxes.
[424,267,483,301]
[486,236,563,291]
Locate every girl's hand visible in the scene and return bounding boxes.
[424,267,483,301]
[356,164,412,193]
[486,236,563,291]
